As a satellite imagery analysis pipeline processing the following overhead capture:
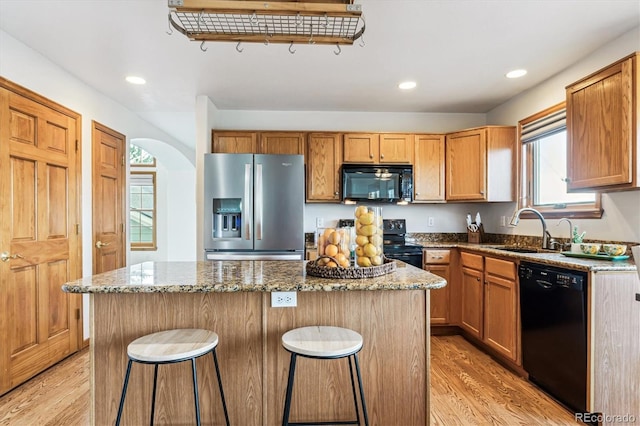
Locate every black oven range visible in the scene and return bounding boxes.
[337,218,423,268]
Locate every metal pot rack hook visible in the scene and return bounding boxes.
[236,41,243,53]
[359,33,365,47]
[308,24,315,44]
[200,41,208,52]
[321,13,328,28]
[166,13,174,35]
[334,43,341,56]
[197,11,204,32]
[295,12,303,27]
[263,23,271,45]
[250,12,259,25]
[358,15,366,47]
[289,42,296,54]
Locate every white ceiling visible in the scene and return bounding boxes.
[1,0,638,148]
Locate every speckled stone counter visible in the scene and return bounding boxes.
[62,260,446,294]
[75,260,439,425]
[419,242,638,272]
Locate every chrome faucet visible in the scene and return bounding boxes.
[510,207,554,250]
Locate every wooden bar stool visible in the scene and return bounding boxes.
[281,326,369,426]
[115,328,230,426]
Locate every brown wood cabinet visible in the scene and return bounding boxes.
[306,133,342,202]
[445,126,515,201]
[566,52,639,191]
[459,251,519,364]
[460,252,484,338]
[483,257,518,362]
[212,131,304,155]
[423,249,451,324]
[414,134,446,202]
[343,133,413,164]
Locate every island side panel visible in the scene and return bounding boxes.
[264,289,429,426]
[91,292,264,425]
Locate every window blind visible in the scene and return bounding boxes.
[521,108,566,143]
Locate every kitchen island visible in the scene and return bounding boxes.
[62,260,446,425]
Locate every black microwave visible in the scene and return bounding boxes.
[342,165,413,204]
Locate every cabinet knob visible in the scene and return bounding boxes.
[479,191,485,195]
[369,154,374,159]
[380,154,384,159]
[334,191,339,196]
[476,277,481,282]
[416,192,420,196]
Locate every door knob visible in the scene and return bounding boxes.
[1,252,24,262]
[95,241,111,248]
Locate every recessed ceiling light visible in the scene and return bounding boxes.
[398,81,417,90]
[506,69,527,79]
[125,76,146,85]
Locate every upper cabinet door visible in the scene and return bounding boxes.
[258,132,305,155]
[414,134,445,202]
[343,133,379,163]
[446,128,487,201]
[566,53,637,190]
[212,131,257,153]
[306,133,342,202]
[379,134,413,163]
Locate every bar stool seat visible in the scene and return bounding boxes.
[116,328,230,426]
[281,326,369,426]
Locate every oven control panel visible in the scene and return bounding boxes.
[383,219,406,235]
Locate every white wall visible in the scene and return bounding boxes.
[483,27,640,243]
[0,30,197,339]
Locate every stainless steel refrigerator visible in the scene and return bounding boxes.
[204,153,304,260]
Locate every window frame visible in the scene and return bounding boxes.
[517,102,602,219]
[129,170,157,251]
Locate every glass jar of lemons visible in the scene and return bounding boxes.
[354,206,383,267]
[316,227,352,268]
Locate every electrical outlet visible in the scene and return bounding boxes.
[428,217,435,227]
[316,217,324,228]
[500,216,506,227]
[271,291,297,308]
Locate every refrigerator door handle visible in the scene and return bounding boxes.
[244,163,252,241]
[255,163,263,240]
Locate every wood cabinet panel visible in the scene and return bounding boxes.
[445,126,515,202]
[461,266,483,339]
[343,133,379,163]
[566,53,638,190]
[212,131,257,153]
[591,271,640,420]
[259,131,305,155]
[379,133,413,163]
[485,257,516,280]
[414,134,445,202]
[425,264,450,325]
[306,133,342,202]
[483,273,517,361]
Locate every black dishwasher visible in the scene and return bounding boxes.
[519,262,588,414]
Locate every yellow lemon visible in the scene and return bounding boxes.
[358,212,374,225]
[326,261,338,268]
[357,256,372,267]
[355,246,364,257]
[355,205,368,218]
[369,234,383,246]
[359,225,375,237]
[328,231,341,245]
[335,252,347,264]
[325,244,338,257]
[371,255,383,266]
[356,235,369,246]
[363,243,377,257]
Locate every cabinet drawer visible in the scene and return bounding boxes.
[461,252,483,270]
[424,249,450,264]
[485,257,516,280]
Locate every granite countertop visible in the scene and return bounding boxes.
[61,260,446,294]
[421,242,638,272]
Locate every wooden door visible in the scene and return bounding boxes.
[566,55,634,190]
[92,122,125,274]
[343,133,379,163]
[379,133,413,163]
[414,134,445,201]
[0,81,82,395]
[446,129,487,201]
[212,131,257,153]
[306,133,342,202]
[258,132,305,155]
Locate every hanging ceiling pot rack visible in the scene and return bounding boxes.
[167,0,365,46]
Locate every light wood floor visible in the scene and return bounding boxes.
[0,336,580,425]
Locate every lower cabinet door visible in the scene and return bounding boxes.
[483,274,517,361]
[426,264,450,324]
[461,266,483,338]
